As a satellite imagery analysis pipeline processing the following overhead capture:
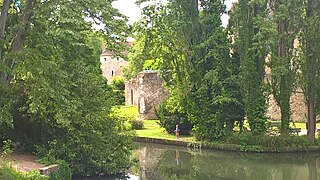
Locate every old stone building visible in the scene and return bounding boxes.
[125,70,168,120]
[100,43,129,84]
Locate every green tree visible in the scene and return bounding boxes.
[126,1,200,131]
[264,0,301,134]
[188,0,244,140]
[298,0,320,141]
[234,0,267,134]
[1,0,133,175]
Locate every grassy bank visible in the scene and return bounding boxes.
[113,105,316,139]
[114,106,319,152]
[136,120,195,141]
[112,106,195,141]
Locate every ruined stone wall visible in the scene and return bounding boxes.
[266,91,307,122]
[136,71,168,120]
[125,71,168,120]
[125,78,139,106]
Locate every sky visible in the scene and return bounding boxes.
[112,0,238,27]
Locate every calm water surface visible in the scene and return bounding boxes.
[74,142,320,180]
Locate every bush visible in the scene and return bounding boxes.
[130,119,144,130]
[49,161,72,180]
[110,77,125,90]
[37,157,72,180]
[110,77,125,105]
[225,133,312,151]
[112,90,125,105]
[0,163,48,180]
[155,100,192,135]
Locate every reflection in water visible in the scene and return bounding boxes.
[175,150,180,165]
[73,143,320,180]
[136,142,320,180]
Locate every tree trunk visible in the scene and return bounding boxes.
[307,99,316,141]
[0,0,11,60]
[278,18,291,134]
[0,0,36,84]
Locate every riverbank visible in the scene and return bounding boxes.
[135,120,320,153]
[135,136,320,153]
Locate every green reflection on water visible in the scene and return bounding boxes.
[135,142,320,180]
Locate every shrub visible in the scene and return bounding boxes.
[0,163,48,180]
[24,170,49,180]
[49,161,72,180]
[0,164,24,180]
[112,90,125,105]
[110,77,125,90]
[110,77,125,105]
[225,132,312,151]
[155,100,192,135]
[37,157,72,180]
[130,119,144,130]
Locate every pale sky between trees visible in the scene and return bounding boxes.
[112,0,238,27]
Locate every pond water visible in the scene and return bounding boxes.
[74,142,320,180]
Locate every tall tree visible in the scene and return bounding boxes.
[236,0,267,134]
[126,0,200,113]
[265,0,301,134]
[188,0,245,140]
[299,0,320,141]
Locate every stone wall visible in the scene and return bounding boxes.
[100,54,128,84]
[125,78,139,106]
[266,91,307,122]
[125,71,168,120]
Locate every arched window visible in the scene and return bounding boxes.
[111,70,114,77]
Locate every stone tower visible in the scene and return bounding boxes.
[100,43,129,83]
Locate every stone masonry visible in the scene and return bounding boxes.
[266,91,307,122]
[100,43,129,84]
[125,70,168,120]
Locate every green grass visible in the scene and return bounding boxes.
[111,106,138,118]
[111,106,195,140]
[113,106,317,142]
[136,120,195,141]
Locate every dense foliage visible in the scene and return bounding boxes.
[110,77,125,105]
[187,0,245,140]
[126,0,320,142]
[156,99,192,135]
[0,164,48,180]
[0,0,133,176]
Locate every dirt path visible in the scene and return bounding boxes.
[2,152,45,172]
